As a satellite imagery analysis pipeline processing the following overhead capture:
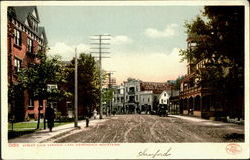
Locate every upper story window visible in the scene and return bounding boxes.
[14,29,21,46]
[164,93,166,97]
[129,87,135,93]
[188,41,197,50]
[14,58,22,72]
[47,84,58,91]
[27,38,33,53]
[34,22,38,32]
[28,16,38,32]
[121,97,124,102]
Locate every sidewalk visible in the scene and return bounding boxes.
[8,117,108,143]
[169,115,243,127]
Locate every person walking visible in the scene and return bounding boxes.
[85,108,92,127]
[45,106,55,132]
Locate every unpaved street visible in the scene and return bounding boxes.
[54,115,244,143]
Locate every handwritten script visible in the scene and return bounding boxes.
[137,148,172,159]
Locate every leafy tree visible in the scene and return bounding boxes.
[102,88,114,115]
[17,51,67,129]
[168,76,185,90]
[180,6,244,117]
[180,6,244,88]
[65,53,100,116]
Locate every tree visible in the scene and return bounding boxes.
[168,76,185,90]
[17,51,66,129]
[180,6,244,88]
[102,88,114,115]
[180,6,244,117]
[65,53,100,116]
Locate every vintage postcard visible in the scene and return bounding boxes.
[1,0,249,159]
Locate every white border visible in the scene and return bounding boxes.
[1,1,249,159]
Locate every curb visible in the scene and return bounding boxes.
[39,127,80,143]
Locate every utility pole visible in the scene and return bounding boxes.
[74,48,78,127]
[107,71,115,115]
[90,35,111,119]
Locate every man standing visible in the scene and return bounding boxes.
[45,106,55,132]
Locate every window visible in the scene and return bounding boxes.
[14,29,21,46]
[29,99,34,106]
[27,38,33,52]
[164,93,166,97]
[34,22,38,32]
[47,84,58,91]
[14,58,21,72]
[148,98,150,102]
[29,17,38,32]
[121,97,124,102]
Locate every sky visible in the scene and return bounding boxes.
[37,6,203,84]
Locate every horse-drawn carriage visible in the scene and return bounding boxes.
[157,104,168,117]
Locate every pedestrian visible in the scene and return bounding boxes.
[45,106,55,132]
[93,109,97,119]
[85,108,92,127]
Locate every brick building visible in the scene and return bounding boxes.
[7,6,47,121]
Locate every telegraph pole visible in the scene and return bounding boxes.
[90,35,111,119]
[107,71,115,116]
[74,48,78,127]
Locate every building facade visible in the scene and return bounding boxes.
[112,85,125,113]
[159,90,170,106]
[113,78,171,114]
[179,37,244,120]
[8,6,47,121]
[179,38,217,118]
[123,78,141,113]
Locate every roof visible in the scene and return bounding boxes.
[38,26,48,44]
[9,6,47,43]
[140,82,171,94]
[13,6,40,24]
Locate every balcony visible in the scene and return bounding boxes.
[180,85,215,98]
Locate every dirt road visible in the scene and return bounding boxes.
[54,115,244,143]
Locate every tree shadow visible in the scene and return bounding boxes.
[223,133,244,141]
[8,130,36,139]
